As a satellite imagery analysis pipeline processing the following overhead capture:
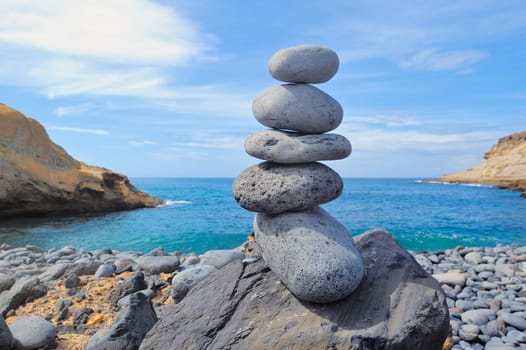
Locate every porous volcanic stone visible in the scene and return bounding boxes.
[254,206,363,302]
[140,229,450,350]
[233,161,343,214]
[245,129,351,163]
[252,84,343,133]
[268,44,339,84]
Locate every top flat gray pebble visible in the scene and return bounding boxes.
[268,45,339,84]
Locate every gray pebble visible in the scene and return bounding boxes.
[9,316,56,349]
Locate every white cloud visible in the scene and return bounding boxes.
[0,0,210,64]
[53,103,99,117]
[49,126,109,136]
[399,49,487,71]
[0,0,216,101]
[128,140,157,146]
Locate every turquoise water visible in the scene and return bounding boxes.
[0,178,525,253]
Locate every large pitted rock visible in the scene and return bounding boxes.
[255,206,363,302]
[245,129,351,163]
[0,103,162,217]
[268,44,339,84]
[233,161,342,214]
[252,84,343,133]
[140,229,450,350]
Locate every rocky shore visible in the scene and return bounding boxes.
[0,235,525,349]
[438,131,526,198]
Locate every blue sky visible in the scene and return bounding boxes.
[1,0,525,178]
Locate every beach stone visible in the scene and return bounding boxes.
[0,273,15,292]
[86,293,157,350]
[0,277,47,317]
[500,312,526,331]
[67,260,101,276]
[433,271,467,287]
[461,309,495,325]
[117,289,155,308]
[233,161,343,214]
[459,324,480,342]
[484,340,516,350]
[198,250,244,269]
[252,84,343,133]
[0,314,15,349]
[135,255,179,274]
[38,263,69,282]
[181,254,200,266]
[244,129,351,164]
[9,316,56,349]
[94,264,115,278]
[140,228,449,350]
[268,44,339,84]
[109,272,147,305]
[254,206,363,303]
[114,258,138,274]
[464,252,482,264]
[170,265,218,302]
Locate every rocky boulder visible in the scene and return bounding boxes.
[0,103,162,217]
[140,229,449,350]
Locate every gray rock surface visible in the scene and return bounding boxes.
[86,293,157,350]
[0,277,47,317]
[244,129,351,163]
[9,316,56,349]
[268,44,339,84]
[0,314,15,349]
[254,206,364,302]
[233,161,342,214]
[95,263,115,278]
[109,272,147,305]
[135,255,179,274]
[0,273,15,292]
[170,265,217,302]
[198,250,244,269]
[140,228,449,350]
[252,84,343,133]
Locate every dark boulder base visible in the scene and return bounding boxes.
[140,229,449,350]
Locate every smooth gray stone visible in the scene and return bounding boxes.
[95,264,116,278]
[462,308,495,326]
[268,44,339,84]
[0,277,47,317]
[254,206,363,303]
[0,273,15,293]
[170,265,218,303]
[233,161,342,214]
[9,316,56,350]
[459,324,480,342]
[135,255,179,274]
[252,84,343,133]
[501,312,526,331]
[198,250,244,269]
[244,129,351,164]
[109,272,147,305]
[0,314,15,349]
[140,229,449,350]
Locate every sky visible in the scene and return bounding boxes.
[0,0,525,178]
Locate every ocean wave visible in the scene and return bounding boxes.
[415,180,494,188]
[158,199,192,207]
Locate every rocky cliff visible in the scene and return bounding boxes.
[0,103,162,217]
[439,132,526,197]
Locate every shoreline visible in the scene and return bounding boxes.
[0,240,525,349]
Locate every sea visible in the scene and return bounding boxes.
[0,178,525,254]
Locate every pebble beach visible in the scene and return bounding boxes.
[0,239,525,349]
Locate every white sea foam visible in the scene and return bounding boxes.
[415,180,494,188]
[158,199,192,207]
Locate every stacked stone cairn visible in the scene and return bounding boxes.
[233,45,365,303]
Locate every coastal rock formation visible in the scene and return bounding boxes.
[0,103,162,217]
[140,229,450,350]
[233,45,364,303]
[439,131,526,197]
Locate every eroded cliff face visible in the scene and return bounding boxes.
[439,132,526,197]
[0,103,162,217]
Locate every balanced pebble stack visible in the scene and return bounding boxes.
[233,45,365,303]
